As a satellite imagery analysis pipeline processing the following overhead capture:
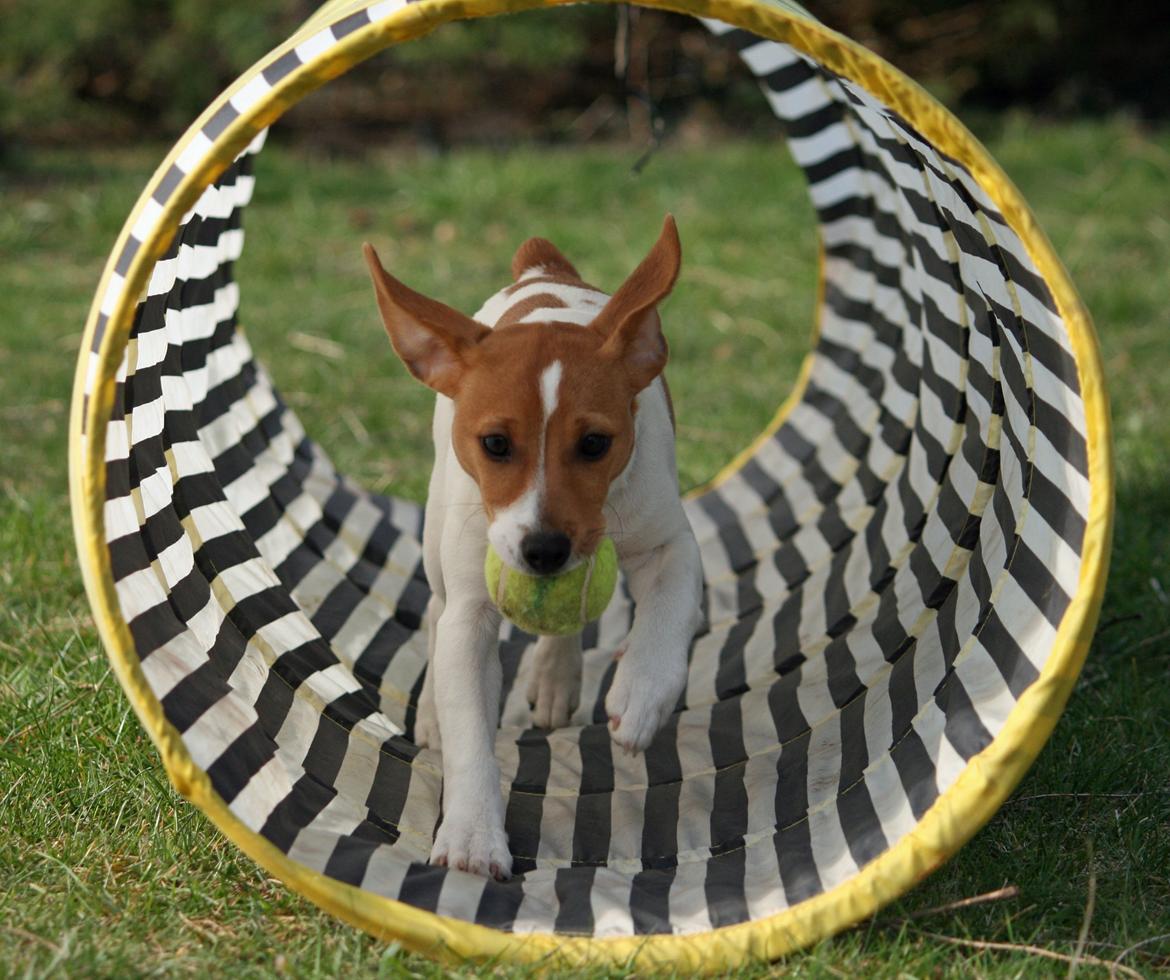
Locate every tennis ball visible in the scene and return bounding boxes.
[484,538,618,636]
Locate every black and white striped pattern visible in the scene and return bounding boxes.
[83,4,1092,942]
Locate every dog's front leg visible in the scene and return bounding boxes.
[429,597,512,879]
[607,526,702,753]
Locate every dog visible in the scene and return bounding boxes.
[363,215,703,880]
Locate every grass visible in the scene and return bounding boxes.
[2,114,1169,977]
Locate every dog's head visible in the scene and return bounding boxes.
[365,216,680,575]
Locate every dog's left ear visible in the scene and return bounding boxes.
[593,214,681,393]
[364,243,489,398]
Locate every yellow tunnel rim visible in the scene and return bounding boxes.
[69,0,1113,969]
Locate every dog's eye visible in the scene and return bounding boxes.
[481,434,511,460]
[578,433,612,461]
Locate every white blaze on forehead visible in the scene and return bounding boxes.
[487,360,565,572]
[539,360,562,422]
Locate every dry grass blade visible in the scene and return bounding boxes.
[339,405,370,445]
[904,885,1021,922]
[1111,932,1170,975]
[1069,842,1097,979]
[1004,792,1155,806]
[876,886,1021,929]
[287,330,345,360]
[1,925,61,953]
[1131,626,1170,651]
[909,929,1145,980]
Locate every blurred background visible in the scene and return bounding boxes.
[2,0,1168,154]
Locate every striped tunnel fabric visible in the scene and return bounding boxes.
[75,0,1100,959]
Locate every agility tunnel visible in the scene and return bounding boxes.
[70,0,1112,968]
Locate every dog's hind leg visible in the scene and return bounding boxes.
[415,593,444,749]
[527,632,582,730]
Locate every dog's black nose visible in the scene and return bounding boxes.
[521,531,572,575]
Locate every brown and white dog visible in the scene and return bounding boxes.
[363,216,702,880]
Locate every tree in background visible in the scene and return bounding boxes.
[2,0,1167,149]
[817,0,1169,118]
[0,0,310,142]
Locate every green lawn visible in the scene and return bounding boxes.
[2,116,1169,977]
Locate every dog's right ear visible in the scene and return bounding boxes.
[364,243,489,398]
[592,214,681,394]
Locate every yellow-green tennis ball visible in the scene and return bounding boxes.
[484,538,618,636]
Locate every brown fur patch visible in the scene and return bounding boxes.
[503,272,602,296]
[511,237,580,281]
[450,323,640,557]
[494,292,567,329]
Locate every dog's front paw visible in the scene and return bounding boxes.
[430,806,512,880]
[605,646,686,753]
